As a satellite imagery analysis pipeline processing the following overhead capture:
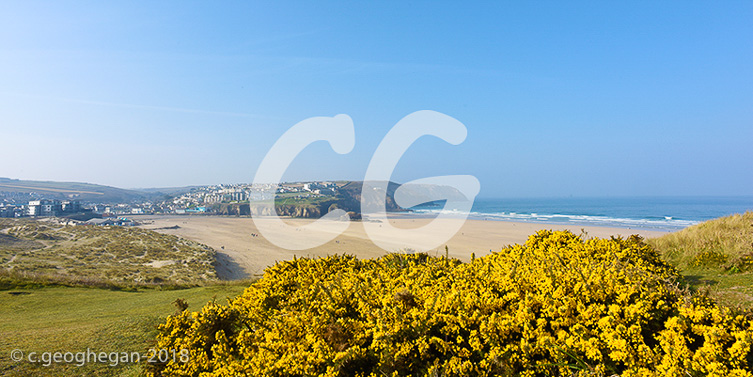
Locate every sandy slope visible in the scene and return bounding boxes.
[134,215,669,280]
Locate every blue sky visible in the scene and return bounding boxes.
[1,1,751,197]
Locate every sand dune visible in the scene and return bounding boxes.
[134,215,669,280]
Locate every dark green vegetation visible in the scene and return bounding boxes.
[274,192,342,218]
[648,211,753,309]
[0,218,217,287]
[0,283,248,377]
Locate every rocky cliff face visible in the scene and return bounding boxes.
[273,205,324,218]
[211,203,325,218]
[210,181,404,219]
[335,181,404,213]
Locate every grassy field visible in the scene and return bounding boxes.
[273,192,337,207]
[647,211,753,309]
[0,283,248,377]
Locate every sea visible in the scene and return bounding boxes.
[409,196,753,232]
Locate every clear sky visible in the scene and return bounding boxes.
[1,1,751,197]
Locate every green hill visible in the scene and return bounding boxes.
[0,177,153,203]
[648,211,753,308]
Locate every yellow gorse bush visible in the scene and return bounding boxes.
[147,231,753,377]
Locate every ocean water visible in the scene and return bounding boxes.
[410,196,753,232]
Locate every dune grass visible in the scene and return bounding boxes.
[0,283,249,377]
[0,218,218,286]
[0,217,242,376]
[647,211,753,308]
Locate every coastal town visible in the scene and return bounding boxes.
[0,181,343,221]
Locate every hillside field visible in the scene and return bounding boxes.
[0,177,153,203]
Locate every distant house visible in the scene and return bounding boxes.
[22,199,82,217]
[85,217,137,227]
[86,218,117,226]
[61,200,81,213]
[27,199,62,217]
[0,205,19,218]
[314,188,335,196]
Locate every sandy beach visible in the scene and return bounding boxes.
[134,215,669,280]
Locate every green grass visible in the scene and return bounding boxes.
[0,219,245,376]
[647,211,753,309]
[0,218,246,376]
[273,193,336,207]
[0,283,249,377]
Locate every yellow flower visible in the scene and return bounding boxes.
[147,231,753,377]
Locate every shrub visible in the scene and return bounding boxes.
[148,231,753,377]
[691,250,729,269]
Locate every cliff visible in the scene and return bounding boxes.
[211,202,332,218]
[210,181,404,219]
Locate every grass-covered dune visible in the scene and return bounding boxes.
[649,211,753,272]
[0,217,246,376]
[0,218,218,288]
[648,211,753,308]
[149,231,753,377]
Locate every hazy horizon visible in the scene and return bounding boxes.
[4,176,753,203]
[2,2,751,197]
